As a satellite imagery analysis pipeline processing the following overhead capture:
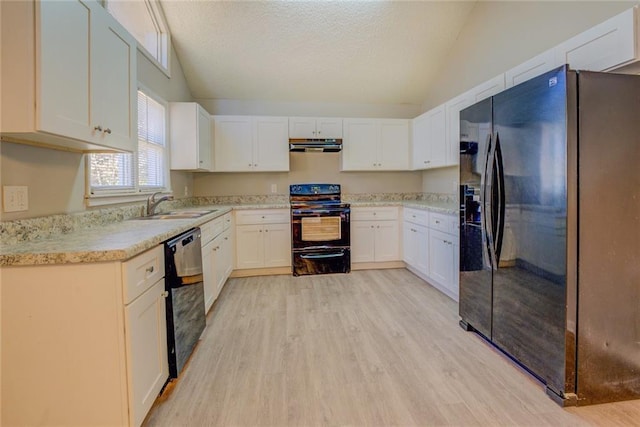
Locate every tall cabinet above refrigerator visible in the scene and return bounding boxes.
[459,65,640,406]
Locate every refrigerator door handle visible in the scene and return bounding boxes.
[482,133,497,271]
[493,132,506,264]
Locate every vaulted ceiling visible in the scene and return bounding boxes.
[159,0,478,105]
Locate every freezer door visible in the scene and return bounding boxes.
[491,66,571,397]
[459,97,494,338]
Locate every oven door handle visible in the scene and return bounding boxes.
[300,252,346,260]
[292,209,350,215]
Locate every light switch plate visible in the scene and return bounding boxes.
[3,186,28,212]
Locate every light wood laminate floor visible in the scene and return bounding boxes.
[144,269,640,426]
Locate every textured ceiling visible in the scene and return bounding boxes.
[159,0,477,105]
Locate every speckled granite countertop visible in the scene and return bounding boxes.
[1,199,457,267]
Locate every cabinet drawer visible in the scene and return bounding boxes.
[351,206,399,221]
[429,212,453,233]
[235,209,290,225]
[403,208,429,227]
[123,245,165,304]
[222,212,232,230]
[201,217,224,245]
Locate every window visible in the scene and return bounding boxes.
[106,0,170,75]
[87,89,169,204]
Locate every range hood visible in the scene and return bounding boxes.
[289,138,342,152]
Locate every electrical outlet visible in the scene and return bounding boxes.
[184,186,189,197]
[3,186,28,212]
[271,184,277,193]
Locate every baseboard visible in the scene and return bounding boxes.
[351,261,406,270]
[230,266,291,278]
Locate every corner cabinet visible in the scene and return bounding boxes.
[169,102,213,171]
[213,116,289,172]
[342,119,410,171]
[2,246,168,427]
[411,105,447,170]
[0,0,137,153]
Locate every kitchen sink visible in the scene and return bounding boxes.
[136,209,217,220]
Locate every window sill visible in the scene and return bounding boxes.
[85,190,171,207]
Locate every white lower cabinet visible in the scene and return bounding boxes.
[403,213,429,275]
[1,245,168,427]
[351,207,401,263]
[235,209,291,270]
[201,213,233,312]
[124,279,168,427]
[403,208,459,301]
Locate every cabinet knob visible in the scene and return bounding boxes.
[93,125,102,132]
[161,291,169,298]
[317,130,321,135]
[249,163,252,166]
[435,220,440,224]
[146,266,154,273]
[103,128,111,135]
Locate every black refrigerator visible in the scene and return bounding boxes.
[459,65,640,406]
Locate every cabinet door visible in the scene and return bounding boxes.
[374,220,401,261]
[470,74,505,103]
[202,240,215,313]
[235,224,264,269]
[555,7,638,72]
[197,106,212,170]
[411,112,429,170]
[378,119,409,170]
[351,221,376,263]
[316,118,343,139]
[445,93,474,166]
[288,117,317,139]
[404,223,428,275]
[505,49,558,89]
[216,229,233,296]
[38,0,92,142]
[342,119,378,171]
[263,223,292,267]
[428,105,447,168]
[254,116,289,171]
[213,116,253,171]
[124,280,168,427]
[91,7,137,152]
[429,229,454,287]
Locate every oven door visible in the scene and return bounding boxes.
[292,247,351,276]
[291,207,350,250]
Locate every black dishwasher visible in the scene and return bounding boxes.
[164,228,206,378]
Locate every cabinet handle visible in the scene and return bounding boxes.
[225,237,228,240]
[435,220,440,224]
[161,291,169,298]
[249,163,252,166]
[93,125,102,132]
[146,266,154,273]
[265,229,269,233]
[103,128,111,134]
[317,130,321,135]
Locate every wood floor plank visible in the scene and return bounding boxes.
[144,269,640,426]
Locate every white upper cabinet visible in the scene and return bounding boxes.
[169,102,212,171]
[445,74,505,166]
[411,104,447,170]
[342,118,409,171]
[505,48,558,89]
[289,117,343,139]
[213,116,289,172]
[1,0,137,152]
[253,116,290,171]
[555,6,640,72]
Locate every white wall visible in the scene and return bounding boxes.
[0,45,193,220]
[421,0,638,194]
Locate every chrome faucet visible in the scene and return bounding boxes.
[146,192,174,216]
